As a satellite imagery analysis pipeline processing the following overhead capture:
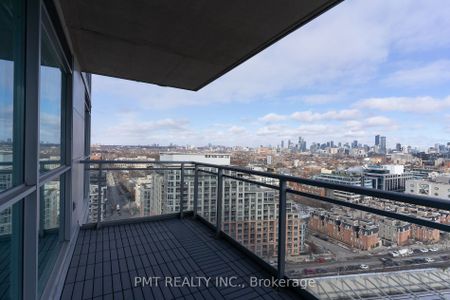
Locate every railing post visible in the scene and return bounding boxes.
[193,164,199,218]
[216,168,223,238]
[97,163,103,228]
[277,179,287,280]
[180,163,185,219]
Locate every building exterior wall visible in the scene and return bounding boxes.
[70,63,91,231]
[406,179,450,200]
[308,211,381,251]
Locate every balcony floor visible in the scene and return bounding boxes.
[61,217,300,300]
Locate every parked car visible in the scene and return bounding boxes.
[429,247,439,252]
[315,257,326,263]
[391,251,400,257]
[419,248,429,253]
[385,261,397,267]
[360,264,369,270]
[425,257,435,263]
[303,268,316,275]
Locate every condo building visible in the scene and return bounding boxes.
[134,174,164,216]
[364,165,414,191]
[313,173,372,202]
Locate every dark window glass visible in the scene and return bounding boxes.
[39,27,65,173]
[0,0,24,191]
[0,201,22,300]
[38,177,63,294]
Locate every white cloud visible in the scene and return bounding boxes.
[291,109,360,122]
[95,115,191,144]
[228,126,246,135]
[260,109,360,123]
[366,116,396,127]
[256,125,291,137]
[299,94,342,105]
[345,116,397,132]
[259,113,288,122]
[356,96,450,113]
[384,60,450,86]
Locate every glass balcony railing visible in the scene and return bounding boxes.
[196,166,218,224]
[83,161,196,223]
[80,159,450,299]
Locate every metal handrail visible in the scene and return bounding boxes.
[195,162,449,211]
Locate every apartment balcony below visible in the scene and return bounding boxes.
[61,215,301,300]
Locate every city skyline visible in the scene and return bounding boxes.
[91,0,450,148]
[88,134,450,154]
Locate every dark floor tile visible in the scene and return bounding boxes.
[62,218,299,300]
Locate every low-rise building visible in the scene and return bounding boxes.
[309,209,381,251]
[405,178,450,200]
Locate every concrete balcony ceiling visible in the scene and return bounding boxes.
[58,0,341,90]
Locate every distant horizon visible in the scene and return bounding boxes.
[91,0,450,149]
[90,139,449,152]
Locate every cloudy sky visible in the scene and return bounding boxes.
[91,0,450,149]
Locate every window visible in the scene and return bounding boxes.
[39,22,67,173]
[0,0,25,298]
[0,201,23,300]
[37,6,70,294]
[0,0,24,192]
[38,177,63,294]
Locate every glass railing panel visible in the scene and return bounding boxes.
[96,169,172,221]
[222,172,279,267]
[196,168,218,225]
[284,184,450,299]
[84,162,198,223]
[87,168,105,223]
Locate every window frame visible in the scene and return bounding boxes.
[36,4,73,297]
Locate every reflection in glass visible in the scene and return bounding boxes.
[0,0,24,192]
[39,28,65,173]
[38,178,63,295]
[0,202,22,300]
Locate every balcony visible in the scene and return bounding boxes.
[58,160,450,299]
[1,1,450,299]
